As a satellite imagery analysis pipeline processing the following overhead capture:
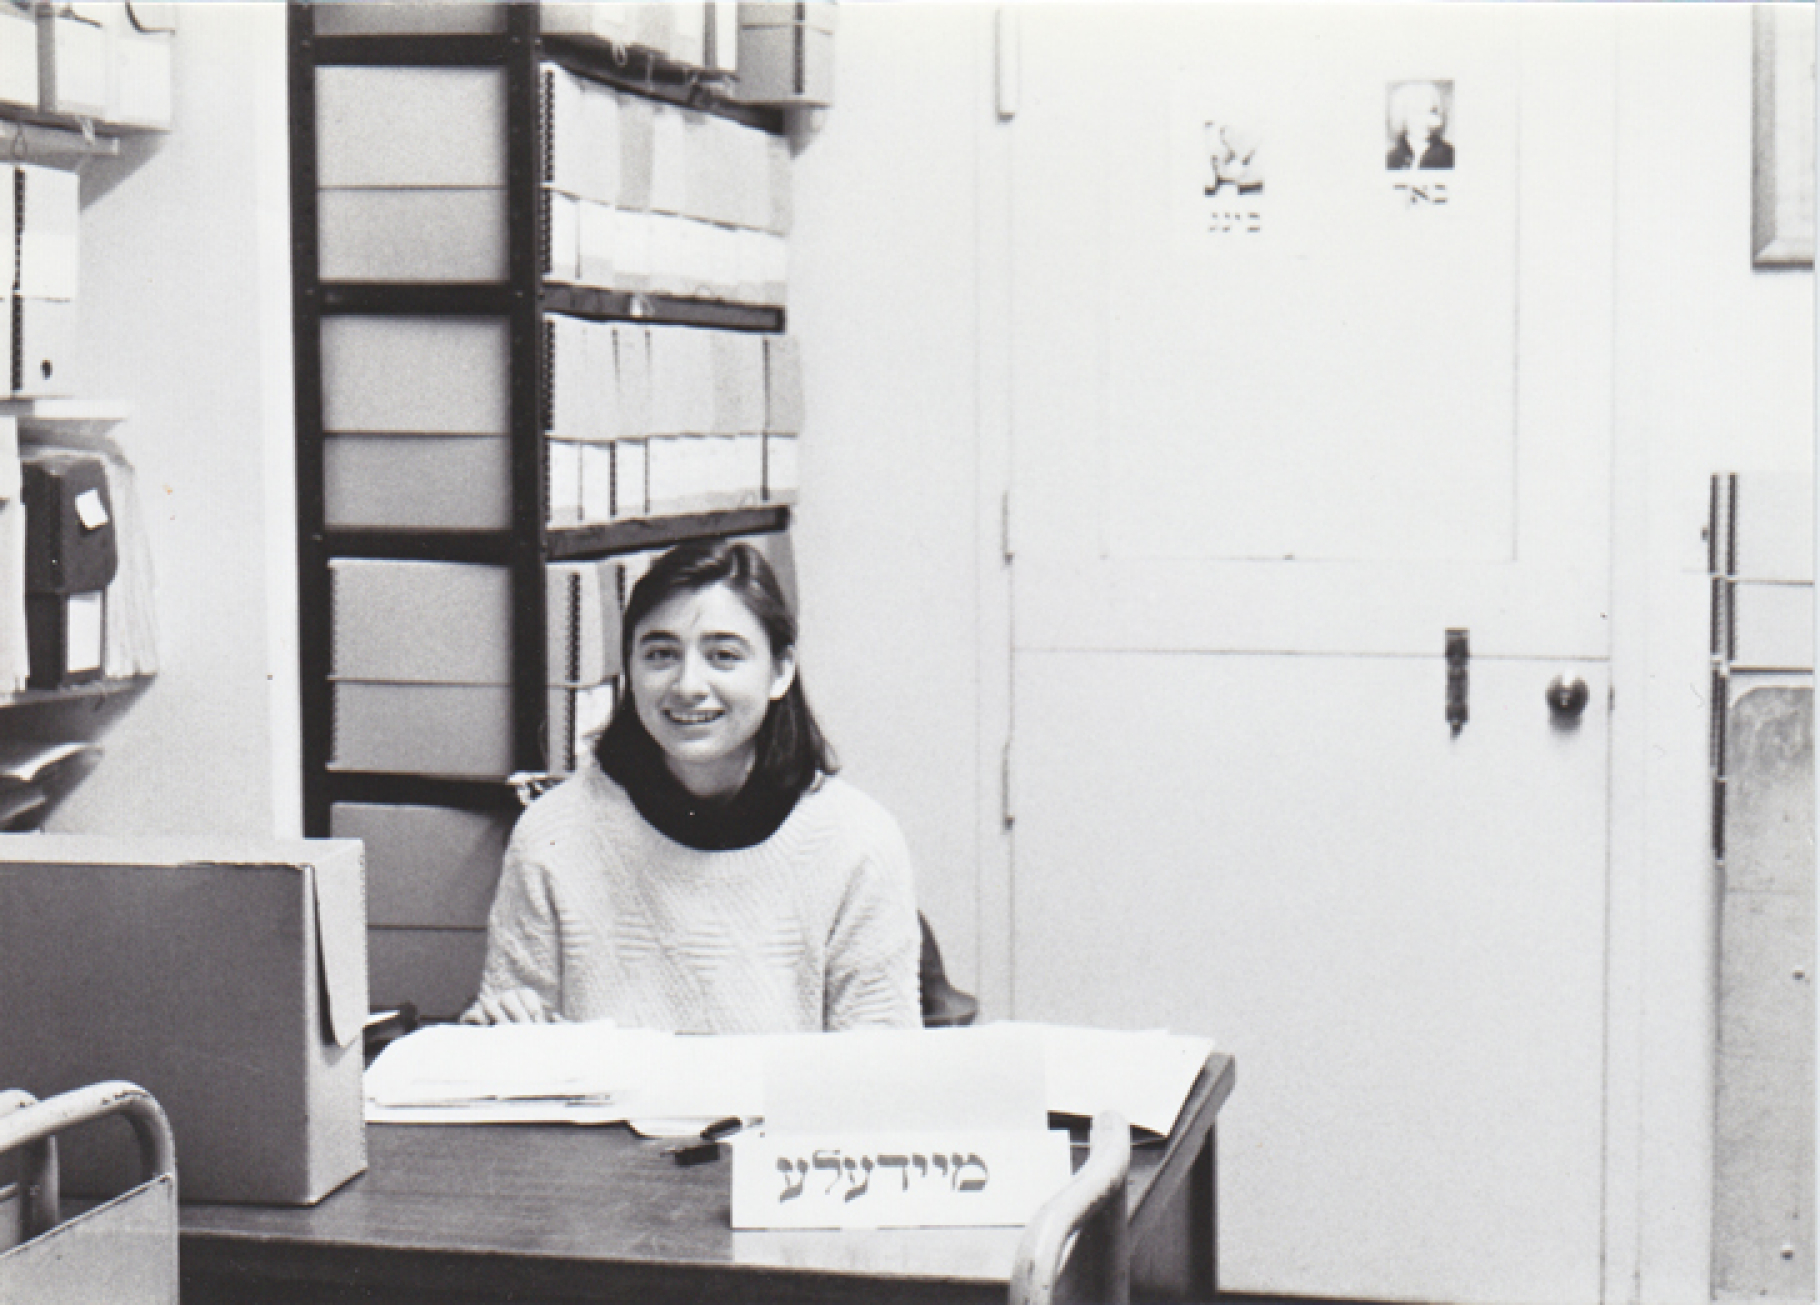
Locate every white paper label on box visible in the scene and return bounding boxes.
[73,488,109,531]
[66,590,103,673]
[730,1128,1074,1230]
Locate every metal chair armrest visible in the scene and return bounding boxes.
[1009,1110,1132,1305]
[0,1081,177,1229]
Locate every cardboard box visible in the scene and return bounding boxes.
[331,681,519,778]
[757,230,788,305]
[0,5,39,112]
[104,0,174,130]
[649,103,688,216]
[330,682,604,778]
[711,330,766,434]
[323,432,511,532]
[734,431,766,503]
[667,1,707,68]
[767,132,793,235]
[726,119,769,231]
[318,188,508,283]
[610,206,654,291]
[582,84,623,208]
[708,0,739,75]
[616,437,649,518]
[330,802,510,930]
[539,1,635,47]
[574,437,648,523]
[646,325,714,434]
[644,212,690,297]
[765,430,799,502]
[321,316,511,434]
[617,95,655,212]
[542,62,612,202]
[25,588,102,688]
[329,557,621,688]
[734,2,836,108]
[615,326,652,437]
[543,188,579,283]
[547,311,607,441]
[763,334,804,434]
[313,3,502,35]
[0,413,18,504]
[316,65,506,188]
[15,163,80,301]
[21,449,117,593]
[0,836,368,1206]
[576,198,619,289]
[37,8,107,119]
[367,926,489,1022]
[12,297,77,397]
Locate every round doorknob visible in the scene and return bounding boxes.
[1546,675,1590,719]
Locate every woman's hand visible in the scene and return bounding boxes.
[459,987,565,1025]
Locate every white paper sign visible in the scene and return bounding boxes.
[73,488,109,531]
[730,1128,1075,1230]
[65,590,102,673]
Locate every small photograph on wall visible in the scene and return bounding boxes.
[1385,78,1454,209]
[1199,116,1266,235]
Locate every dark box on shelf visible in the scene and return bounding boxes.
[0,836,369,1206]
[22,449,117,594]
[25,589,103,688]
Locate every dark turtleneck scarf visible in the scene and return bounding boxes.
[600,730,803,852]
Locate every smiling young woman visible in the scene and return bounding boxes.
[462,540,922,1034]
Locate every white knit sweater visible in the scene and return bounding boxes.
[473,759,922,1033]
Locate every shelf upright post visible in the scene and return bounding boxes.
[504,3,550,775]
[288,0,333,838]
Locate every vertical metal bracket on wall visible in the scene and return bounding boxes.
[1708,472,1738,863]
[995,7,1019,120]
[1445,628,1469,737]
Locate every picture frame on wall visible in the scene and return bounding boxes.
[1751,3,1814,267]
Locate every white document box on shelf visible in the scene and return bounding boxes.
[320,316,511,531]
[315,65,509,285]
[0,4,38,110]
[12,299,77,398]
[14,163,80,301]
[37,6,108,119]
[328,557,620,780]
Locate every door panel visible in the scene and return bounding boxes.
[1012,653,1607,1304]
[1006,7,1616,1301]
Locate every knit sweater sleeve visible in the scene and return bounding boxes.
[822,795,922,1031]
[472,823,564,1016]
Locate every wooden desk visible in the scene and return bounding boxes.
[181,1054,1234,1305]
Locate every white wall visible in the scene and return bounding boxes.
[789,5,1000,994]
[792,5,1813,1301]
[1609,9,1814,1301]
[49,4,299,838]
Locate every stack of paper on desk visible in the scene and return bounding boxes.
[364,1021,1215,1138]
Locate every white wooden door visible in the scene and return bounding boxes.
[1005,7,1616,1303]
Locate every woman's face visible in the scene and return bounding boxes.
[629,582,796,798]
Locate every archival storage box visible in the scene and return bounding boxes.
[0,836,369,1205]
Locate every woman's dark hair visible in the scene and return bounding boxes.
[593,539,837,796]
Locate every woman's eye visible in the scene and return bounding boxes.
[708,647,744,667]
[641,646,678,666]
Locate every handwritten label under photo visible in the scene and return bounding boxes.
[729,1129,1076,1230]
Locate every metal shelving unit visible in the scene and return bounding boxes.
[288,3,795,835]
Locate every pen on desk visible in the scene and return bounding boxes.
[666,1116,750,1166]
